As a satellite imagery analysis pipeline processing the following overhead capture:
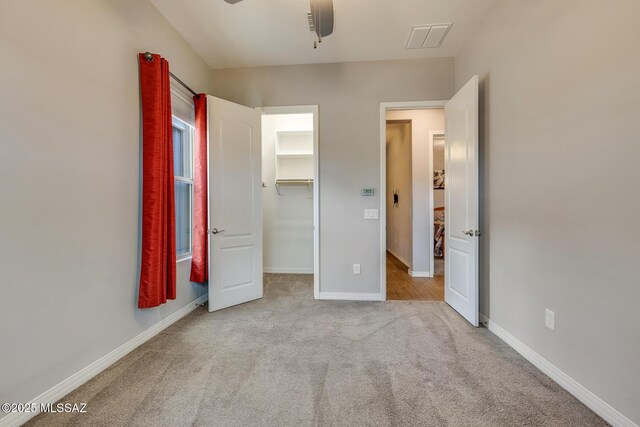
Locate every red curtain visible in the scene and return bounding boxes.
[138,52,176,309]
[190,94,208,283]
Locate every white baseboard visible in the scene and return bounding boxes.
[263,267,314,274]
[409,270,431,278]
[318,292,384,301]
[487,318,637,427]
[0,294,209,427]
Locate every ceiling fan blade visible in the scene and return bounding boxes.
[224,0,243,3]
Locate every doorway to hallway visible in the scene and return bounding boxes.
[384,107,445,301]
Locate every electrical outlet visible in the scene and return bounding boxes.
[545,309,555,331]
[353,264,361,275]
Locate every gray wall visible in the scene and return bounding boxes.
[0,0,210,413]
[211,58,454,294]
[455,0,640,422]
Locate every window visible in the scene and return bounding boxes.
[173,116,194,260]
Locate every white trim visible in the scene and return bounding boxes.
[429,130,445,279]
[260,105,315,115]
[387,248,431,277]
[174,176,193,184]
[0,294,209,427]
[176,255,193,264]
[487,318,637,427]
[263,267,314,274]
[170,82,196,127]
[258,105,321,299]
[318,292,384,301]
[409,270,431,278]
[380,101,448,302]
[173,116,195,259]
[312,106,320,299]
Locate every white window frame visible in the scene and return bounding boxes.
[173,116,195,262]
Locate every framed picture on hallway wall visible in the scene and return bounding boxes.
[434,170,445,189]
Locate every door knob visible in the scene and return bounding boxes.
[211,228,225,235]
[462,230,474,236]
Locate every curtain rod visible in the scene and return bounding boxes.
[143,52,200,98]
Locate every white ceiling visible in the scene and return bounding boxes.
[150,0,496,70]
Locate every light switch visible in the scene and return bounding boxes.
[364,209,379,219]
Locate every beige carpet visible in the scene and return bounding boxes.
[27,274,606,426]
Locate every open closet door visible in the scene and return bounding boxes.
[208,96,263,312]
[444,76,480,326]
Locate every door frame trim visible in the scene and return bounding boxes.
[379,100,447,300]
[258,105,320,299]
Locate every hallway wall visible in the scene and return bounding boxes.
[385,122,412,267]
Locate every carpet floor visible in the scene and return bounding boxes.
[27,274,606,426]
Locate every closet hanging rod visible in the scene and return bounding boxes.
[274,179,313,196]
[143,52,200,98]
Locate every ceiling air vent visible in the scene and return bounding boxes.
[406,24,452,49]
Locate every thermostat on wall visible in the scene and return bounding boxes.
[361,188,375,196]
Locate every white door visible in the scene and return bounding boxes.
[208,96,263,312]
[444,76,479,326]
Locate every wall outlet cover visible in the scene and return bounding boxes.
[361,188,375,196]
[353,264,361,274]
[545,309,555,331]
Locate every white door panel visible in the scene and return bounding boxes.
[444,76,479,326]
[208,96,263,312]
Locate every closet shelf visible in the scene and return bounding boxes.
[276,153,313,158]
[274,128,313,194]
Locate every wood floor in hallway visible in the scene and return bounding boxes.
[386,251,444,301]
